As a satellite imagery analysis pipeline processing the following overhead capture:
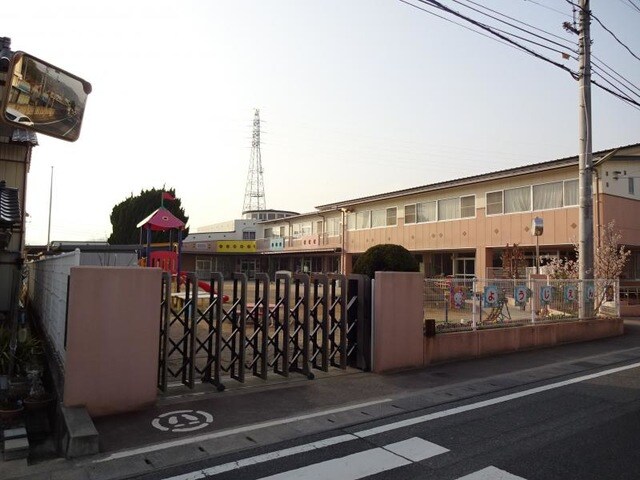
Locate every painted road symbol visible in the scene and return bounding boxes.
[152,410,213,433]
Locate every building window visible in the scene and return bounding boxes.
[279,226,286,237]
[460,195,475,218]
[386,207,397,226]
[264,228,273,238]
[486,191,503,215]
[404,204,416,224]
[327,217,340,236]
[417,201,436,222]
[564,179,579,206]
[371,209,386,228]
[533,182,563,210]
[438,198,460,220]
[504,186,531,213]
[356,211,371,230]
[347,213,356,231]
[243,231,256,240]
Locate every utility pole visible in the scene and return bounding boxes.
[47,166,53,251]
[578,0,593,318]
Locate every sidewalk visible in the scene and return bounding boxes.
[3,319,640,480]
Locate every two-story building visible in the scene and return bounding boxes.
[183,143,640,280]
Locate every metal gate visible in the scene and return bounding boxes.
[158,272,370,392]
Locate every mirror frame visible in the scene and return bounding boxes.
[0,51,92,142]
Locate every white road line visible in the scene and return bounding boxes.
[456,465,526,479]
[92,398,391,463]
[354,361,640,438]
[256,437,448,480]
[165,434,358,480]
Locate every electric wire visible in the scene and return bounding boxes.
[592,55,640,98]
[397,0,516,51]
[401,0,640,111]
[450,0,577,53]
[616,0,640,14]
[411,0,580,79]
[521,0,573,18]
[590,11,640,62]
[591,64,640,104]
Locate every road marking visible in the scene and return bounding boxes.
[151,410,213,432]
[354,361,640,438]
[165,435,358,480]
[456,465,526,479]
[384,437,449,462]
[92,398,391,463]
[255,437,448,480]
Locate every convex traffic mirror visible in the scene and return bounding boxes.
[1,52,91,142]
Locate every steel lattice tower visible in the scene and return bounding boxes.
[242,109,266,214]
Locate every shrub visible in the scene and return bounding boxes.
[352,244,419,279]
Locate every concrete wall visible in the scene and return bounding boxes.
[28,250,82,365]
[372,272,424,373]
[424,318,624,366]
[370,272,624,372]
[63,267,162,417]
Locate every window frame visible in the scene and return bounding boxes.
[485,190,503,216]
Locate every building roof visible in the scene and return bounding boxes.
[136,207,185,231]
[315,143,640,211]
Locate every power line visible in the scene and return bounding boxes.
[521,0,573,18]
[451,0,577,53]
[397,0,517,51]
[592,79,640,111]
[616,0,640,14]
[592,55,640,98]
[409,0,580,78]
[590,11,640,62]
[591,64,640,104]
[400,0,640,112]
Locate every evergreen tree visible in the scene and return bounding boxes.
[108,187,189,245]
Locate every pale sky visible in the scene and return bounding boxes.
[1,0,639,244]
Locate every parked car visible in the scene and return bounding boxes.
[4,107,34,127]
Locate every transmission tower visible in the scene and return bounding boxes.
[242,109,266,214]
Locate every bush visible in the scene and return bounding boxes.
[352,244,419,279]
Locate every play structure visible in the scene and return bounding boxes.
[136,204,227,300]
[136,206,185,276]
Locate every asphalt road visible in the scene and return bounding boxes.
[148,362,640,480]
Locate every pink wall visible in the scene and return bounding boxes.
[372,272,424,373]
[63,267,162,417]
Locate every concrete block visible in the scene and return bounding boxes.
[3,436,29,461]
[61,406,99,458]
[2,426,27,440]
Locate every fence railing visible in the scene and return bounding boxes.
[158,272,369,392]
[424,277,620,332]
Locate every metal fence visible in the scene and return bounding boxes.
[424,277,620,332]
[158,272,370,392]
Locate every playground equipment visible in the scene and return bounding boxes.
[136,204,185,278]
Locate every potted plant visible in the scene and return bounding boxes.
[0,326,24,426]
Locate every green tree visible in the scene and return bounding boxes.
[352,244,419,279]
[108,187,189,245]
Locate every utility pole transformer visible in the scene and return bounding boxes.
[578,0,594,318]
[242,109,266,214]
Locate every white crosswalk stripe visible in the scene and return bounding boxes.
[256,437,449,480]
[456,465,527,479]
